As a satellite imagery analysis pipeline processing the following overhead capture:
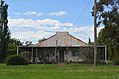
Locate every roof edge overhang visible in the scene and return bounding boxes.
[17,45,106,48]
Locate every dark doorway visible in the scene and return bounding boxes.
[59,48,64,62]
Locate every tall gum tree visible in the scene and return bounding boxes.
[92,0,119,61]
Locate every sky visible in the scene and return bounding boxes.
[4,0,103,44]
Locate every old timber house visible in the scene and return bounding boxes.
[17,32,107,64]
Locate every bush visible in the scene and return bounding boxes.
[113,57,119,65]
[6,55,28,65]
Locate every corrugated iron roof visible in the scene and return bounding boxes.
[36,32,87,47]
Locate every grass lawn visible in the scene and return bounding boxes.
[0,63,119,79]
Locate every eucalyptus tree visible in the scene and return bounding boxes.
[93,0,119,62]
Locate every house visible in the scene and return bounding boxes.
[17,32,107,64]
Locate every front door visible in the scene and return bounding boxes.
[59,49,64,62]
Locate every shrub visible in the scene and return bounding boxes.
[6,55,28,65]
[113,57,119,65]
[112,48,119,65]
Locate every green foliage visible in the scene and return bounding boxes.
[93,0,119,61]
[0,0,10,63]
[6,55,28,65]
[113,57,119,65]
[112,44,119,65]
[25,41,32,45]
[88,38,94,45]
[95,0,119,26]
[8,38,23,55]
[88,38,91,44]
[38,38,46,43]
[9,38,23,46]
[8,43,16,55]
